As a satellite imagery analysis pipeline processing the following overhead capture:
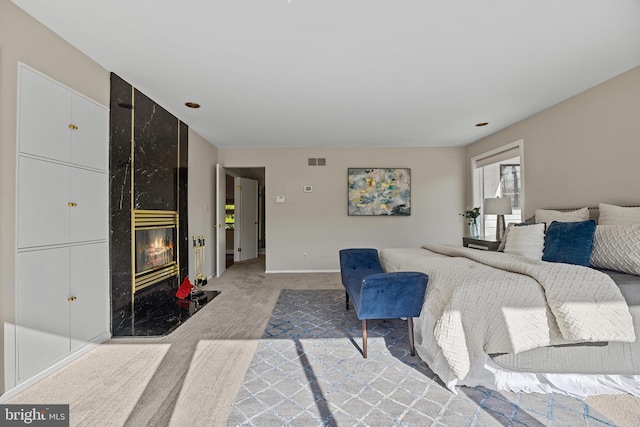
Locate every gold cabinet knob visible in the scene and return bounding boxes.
[68,124,78,130]
[68,202,77,207]
[67,296,77,302]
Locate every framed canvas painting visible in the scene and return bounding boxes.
[347,168,411,216]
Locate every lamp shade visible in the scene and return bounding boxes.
[484,197,512,215]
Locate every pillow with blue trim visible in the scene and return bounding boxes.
[542,219,597,266]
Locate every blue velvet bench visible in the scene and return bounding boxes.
[339,248,429,358]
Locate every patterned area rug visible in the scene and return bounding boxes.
[227,290,616,426]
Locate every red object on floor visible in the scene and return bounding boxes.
[176,276,193,299]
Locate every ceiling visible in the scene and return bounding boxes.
[12,0,640,149]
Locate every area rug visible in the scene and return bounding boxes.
[227,290,616,426]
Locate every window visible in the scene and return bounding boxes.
[471,141,524,237]
[499,164,521,209]
[225,204,235,230]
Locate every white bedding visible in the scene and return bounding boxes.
[379,245,639,397]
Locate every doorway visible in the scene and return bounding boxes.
[225,173,235,269]
[216,166,265,276]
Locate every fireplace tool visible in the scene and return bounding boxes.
[193,235,207,287]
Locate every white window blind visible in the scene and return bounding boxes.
[474,146,520,169]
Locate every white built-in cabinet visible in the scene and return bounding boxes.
[15,64,110,383]
[18,65,107,170]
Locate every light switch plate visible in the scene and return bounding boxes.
[276,195,286,203]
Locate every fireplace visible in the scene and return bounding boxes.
[133,210,180,293]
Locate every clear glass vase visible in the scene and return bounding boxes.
[469,220,480,238]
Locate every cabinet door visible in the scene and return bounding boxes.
[17,157,70,248]
[70,242,109,350]
[17,248,70,380]
[70,94,108,171]
[69,167,108,243]
[18,66,71,162]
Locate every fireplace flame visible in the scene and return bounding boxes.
[133,210,179,293]
[135,229,175,275]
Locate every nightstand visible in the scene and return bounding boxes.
[462,236,501,251]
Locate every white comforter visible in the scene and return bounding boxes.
[379,245,636,384]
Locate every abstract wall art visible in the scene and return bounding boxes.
[347,168,411,216]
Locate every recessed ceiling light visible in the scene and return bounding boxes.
[475,122,489,127]
[185,102,200,109]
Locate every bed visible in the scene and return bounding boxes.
[379,204,640,397]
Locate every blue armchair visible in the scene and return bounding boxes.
[339,248,428,358]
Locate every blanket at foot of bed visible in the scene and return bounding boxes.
[379,245,635,382]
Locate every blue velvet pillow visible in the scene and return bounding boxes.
[542,220,597,266]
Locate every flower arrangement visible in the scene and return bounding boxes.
[459,207,481,224]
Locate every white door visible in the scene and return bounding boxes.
[18,66,71,162]
[70,242,109,350]
[70,93,109,170]
[17,248,70,380]
[234,177,259,261]
[17,157,70,248]
[215,164,226,277]
[69,168,109,243]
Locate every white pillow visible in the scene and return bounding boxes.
[497,223,515,252]
[535,207,589,225]
[503,223,546,260]
[590,225,640,275]
[598,203,640,225]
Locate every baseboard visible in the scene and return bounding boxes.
[0,331,111,403]
[265,269,341,274]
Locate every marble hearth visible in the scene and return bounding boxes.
[113,289,220,336]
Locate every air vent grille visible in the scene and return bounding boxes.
[307,158,326,166]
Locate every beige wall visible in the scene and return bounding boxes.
[466,66,640,219]
[4,0,637,397]
[0,0,110,394]
[219,147,466,272]
[187,129,218,281]
[0,2,221,396]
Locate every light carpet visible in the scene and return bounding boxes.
[227,289,623,427]
[5,256,639,426]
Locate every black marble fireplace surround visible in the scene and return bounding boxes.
[110,73,212,336]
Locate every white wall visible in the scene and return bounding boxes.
[220,147,466,272]
[187,129,218,281]
[0,0,110,394]
[466,66,640,218]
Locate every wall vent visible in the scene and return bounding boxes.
[308,158,326,166]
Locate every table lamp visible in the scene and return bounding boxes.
[484,197,512,240]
